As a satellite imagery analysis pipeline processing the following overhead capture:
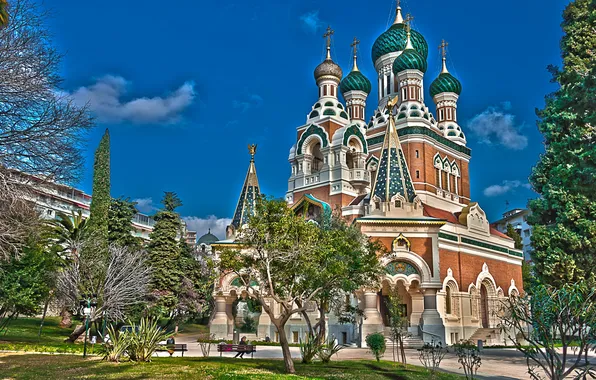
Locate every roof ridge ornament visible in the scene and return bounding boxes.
[439,39,449,74]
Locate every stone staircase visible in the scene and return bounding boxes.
[469,328,502,346]
[383,331,425,349]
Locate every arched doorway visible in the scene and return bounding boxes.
[379,280,411,328]
[480,283,489,328]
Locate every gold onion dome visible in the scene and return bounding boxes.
[314,58,343,84]
[314,26,343,84]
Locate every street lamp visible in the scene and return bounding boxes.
[79,295,97,358]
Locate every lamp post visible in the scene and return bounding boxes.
[80,295,97,358]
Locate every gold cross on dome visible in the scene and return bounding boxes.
[405,13,413,33]
[439,39,448,58]
[323,26,334,49]
[351,37,360,57]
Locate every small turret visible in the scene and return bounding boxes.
[430,40,465,145]
[340,37,371,122]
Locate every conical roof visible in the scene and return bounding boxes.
[231,145,260,228]
[370,98,417,202]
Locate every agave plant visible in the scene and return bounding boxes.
[318,337,343,363]
[99,325,129,362]
[127,318,171,362]
[299,333,320,364]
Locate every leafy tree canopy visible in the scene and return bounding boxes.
[528,0,596,287]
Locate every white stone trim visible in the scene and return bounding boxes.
[380,249,434,285]
[508,279,520,296]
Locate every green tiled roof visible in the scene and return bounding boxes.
[430,72,462,97]
[371,23,428,64]
[340,70,372,95]
[393,48,427,74]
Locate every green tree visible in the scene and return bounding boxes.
[385,288,409,366]
[505,224,523,250]
[297,215,383,344]
[147,192,183,314]
[0,240,58,332]
[501,283,596,379]
[109,198,142,249]
[528,0,596,287]
[48,210,88,261]
[87,129,111,257]
[219,198,382,374]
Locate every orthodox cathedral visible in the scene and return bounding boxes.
[208,3,523,347]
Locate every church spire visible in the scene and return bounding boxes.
[370,97,416,203]
[231,144,261,229]
[439,39,449,73]
[393,0,404,24]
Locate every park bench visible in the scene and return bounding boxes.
[157,344,188,357]
[217,344,256,358]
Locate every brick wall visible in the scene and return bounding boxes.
[440,248,523,294]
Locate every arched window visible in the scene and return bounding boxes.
[446,286,452,314]
[415,150,419,158]
[311,143,324,173]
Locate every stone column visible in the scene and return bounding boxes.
[420,289,446,344]
[409,291,424,334]
[210,295,229,339]
[225,297,236,335]
[361,291,383,346]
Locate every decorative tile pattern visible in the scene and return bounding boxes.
[372,23,428,64]
[343,124,368,153]
[385,261,419,276]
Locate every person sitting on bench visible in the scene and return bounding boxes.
[234,336,248,358]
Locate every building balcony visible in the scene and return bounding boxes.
[349,168,370,188]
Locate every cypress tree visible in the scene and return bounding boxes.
[147,192,183,313]
[87,129,111,256]
[528,0,596,287]
[108,198,142,249]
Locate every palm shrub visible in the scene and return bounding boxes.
[366,332,386,362]
[127,318,171,362]
[100,325,128,362]
[300,333,320,364]
[317,337,343,363]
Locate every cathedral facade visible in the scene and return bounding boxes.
[210,4,523,347]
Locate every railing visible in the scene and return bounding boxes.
[349,169,370,183]
[418,325,443,345]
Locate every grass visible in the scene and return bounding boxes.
[0,317,85,354]
[0,354,464,379]
[0,317,212,354]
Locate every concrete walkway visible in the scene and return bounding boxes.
[166,333,596,379]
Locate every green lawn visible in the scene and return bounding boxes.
[0,317,210,354]
[0,354,463,379]
[0,317,85,354]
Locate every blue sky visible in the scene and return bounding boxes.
[42,0,568,238]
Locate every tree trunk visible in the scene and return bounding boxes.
[38,296,51,337]
[65,320,87,343]
[59,308,72,328]
[275,322,295,374]
[316,305,326,344]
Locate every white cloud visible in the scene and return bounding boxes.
[467,104,528,150]
[300,10,324,33]
[67,75,195,124]
[133,198,155,213]
[183,216,232,241]
[483,180,532,197]
[233,93,263,112]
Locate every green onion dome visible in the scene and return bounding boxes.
[340,70,372,95]
[430,72,462,97]
[372,23,428,65]
[392,48,427,74]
